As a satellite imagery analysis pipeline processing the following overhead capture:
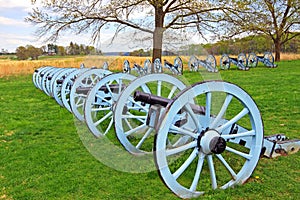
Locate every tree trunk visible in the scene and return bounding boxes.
[152,5,164,72]
[274,39,281,62]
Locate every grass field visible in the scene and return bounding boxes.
[0,59,299,199]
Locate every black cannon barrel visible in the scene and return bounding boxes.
[134,91,170,107]
[56,79,64,84]
[76,84,125,95]
[99,84,125,93]
[134,91,206,115]
[231,57,238,62]
[257,56,264,59]
[76,87,93,95]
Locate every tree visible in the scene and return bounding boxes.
[27,0,228,66]
[16,46,29,60]
[15,45,43,60]
[47,43,58,55]
[220,0,300,61]
[57,46,67,56]
[27,45,43,60]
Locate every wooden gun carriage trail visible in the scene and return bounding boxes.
[32,57,299,199]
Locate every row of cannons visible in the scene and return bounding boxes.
[33,63,298,198]
[219,52,277,71]
[120,52,277,76]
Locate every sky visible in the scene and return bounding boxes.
[0,0,103,53]
[0,0,207,53]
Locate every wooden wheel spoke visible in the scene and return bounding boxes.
[172,148,198,179]
[166,141,197,156]
[216,108,249,133]
[211,94,233,129]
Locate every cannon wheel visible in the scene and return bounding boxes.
[123,60,131,73]
[61,68,90,112]
[144,59,152,74]
[188,56,198,72]
[154,81,263,198]
[206,55,217,72]
[237,53,249,70]
[49,68,71,97]
[114,74,187,155]
[220,54,230,70]
[102,61,109,70]
[53,68,76,107]
[154,58,163,73]
[48,68,65,96]
[35,66,53,90]
[263,52,275,67]
[174,57,183,75]
[32,66,47,89]
[247,53,258,68]
[70,69,112,121]
[84,73,137,137]
[42,67,63,96]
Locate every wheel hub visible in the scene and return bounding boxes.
[197,129,226,154]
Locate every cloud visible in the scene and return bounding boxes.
[0,32,43,52]
[0,16,30,27]
[0,0,33,9]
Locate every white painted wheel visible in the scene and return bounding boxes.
[70,69,112,121]
[188,56,198,72]
[154,58,163,73]
[61,68,90,112]
[144,59,152,74]
[114,74,187,155]
[49,68,70,97]
[41,67,62,96]
[237,53,248,70]
[123,60,131,74]
[206,55,217,72]
[52,68,77,106]
[32,66,47,89]
[174,57,183,75]
[35,66,53,90]
[220,54,230,70]
[247,53,258,68]
[84,73,136,137]
[154,81,263,198]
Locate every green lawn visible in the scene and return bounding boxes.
[0,60,299,199]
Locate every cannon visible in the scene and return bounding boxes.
[163,57,183,75]
[112,74,264,198]
[188,55,217,72]
[69,68,112,120]
[33,61,300,199]
[122,59,152,76]
[247,52,277,68]
[220,53,249,70]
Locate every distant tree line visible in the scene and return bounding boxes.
[129,34,300,57]
[15,42,102,60]
[179,34,300,56]
[129,49,151,57]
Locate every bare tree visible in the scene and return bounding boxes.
[27,0,227,64]
[220,0,300,61]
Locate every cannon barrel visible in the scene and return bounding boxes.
[134,90,170,107]
[134,90,206,115]
[76,84,125,95]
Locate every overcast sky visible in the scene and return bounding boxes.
[0,0,207,53]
